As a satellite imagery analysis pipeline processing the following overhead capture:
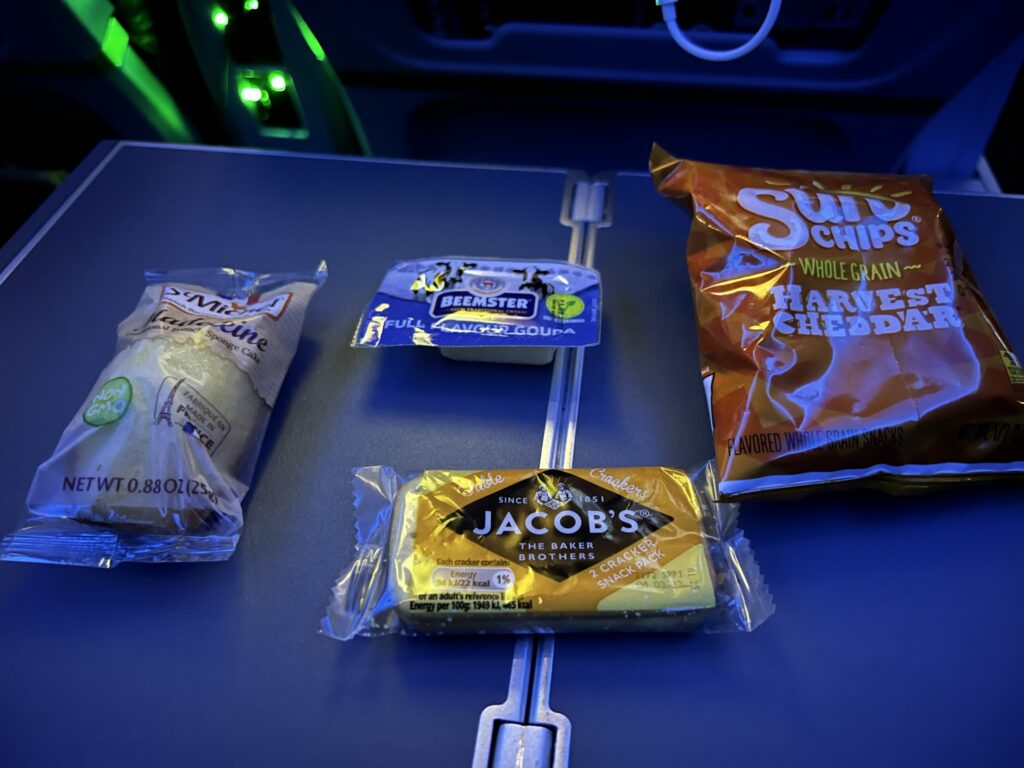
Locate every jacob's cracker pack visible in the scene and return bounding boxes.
[322,464,772,638]
[650,146,1024,498]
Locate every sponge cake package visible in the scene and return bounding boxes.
[1,263,326,567]
[322,464,772,638]
[650,146,1024,498]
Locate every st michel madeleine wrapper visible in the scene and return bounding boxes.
[650,145,1024,499]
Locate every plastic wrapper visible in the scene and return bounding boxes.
[323,464,772,638]
[0,263,327,567]
[650,145,1024,499]
[352,257,601,364]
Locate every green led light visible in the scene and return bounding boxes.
[212,6,229,30]
[291,8,326,61]
[62,0,193,142]
[244,0,259,10]
[100,16,130,67]
[268,72,287,92]
[239,85,263,103]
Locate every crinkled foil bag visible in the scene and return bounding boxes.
[1,263,326,566]
[651,146,1024,498]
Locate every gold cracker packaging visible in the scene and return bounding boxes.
[322,464,772,638]
[650,146,1024,499]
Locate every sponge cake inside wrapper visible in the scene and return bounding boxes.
[0,263,326,567]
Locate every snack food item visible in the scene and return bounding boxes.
[1,263,327,567]
[651,145,1024,498]
[352,258,601,364]
[322,464,772,638]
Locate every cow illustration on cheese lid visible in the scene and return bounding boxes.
[353,257,601,365]
[650,145,1024,498]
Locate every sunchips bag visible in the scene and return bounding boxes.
[650,146,1024,498]
[0,263,326,567]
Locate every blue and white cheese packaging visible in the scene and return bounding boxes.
[353,258,602,364]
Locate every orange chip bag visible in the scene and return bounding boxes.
[650,145,1024,499]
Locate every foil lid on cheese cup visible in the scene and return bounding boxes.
[352,258,602,365]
